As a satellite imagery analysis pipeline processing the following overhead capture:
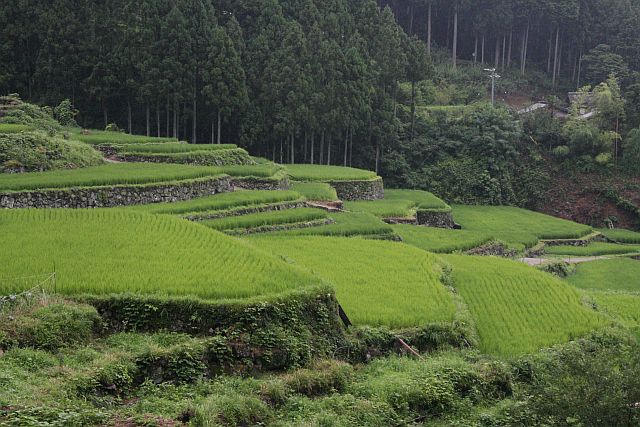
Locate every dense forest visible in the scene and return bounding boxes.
[1,0,640,191]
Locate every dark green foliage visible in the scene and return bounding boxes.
[282,360,354,397]
[0,303,102,351]
[0,95,60,135]
[622,128,640,173]
[0,131,103,172]
[119,148,255,166]
[53,99,78,127]
[582,44,630,85]
[513,329,640,426]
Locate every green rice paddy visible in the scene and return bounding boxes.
[567,258,640,292]
[392,225,493,253]
[201,208,328,232]
[545,242,640,256]
[285,165,378,182]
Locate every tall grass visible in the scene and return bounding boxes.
[202,208,328,232]
[567,258,640,292]
[0,209,319,299]
[452,205,592,248]
[392,225,493,253]
[443,255,607,356]
[0,163,225,191]
[586,291,640,328]
[250,236,456,328]
[285,165,378,181]
[130,190,303,215]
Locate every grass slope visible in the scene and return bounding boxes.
[453,205,592,249]
[393,225,493,253]
[285,164,378,181]
[443,255,607,356]
[249,236,456,328]
[0,209,319,299]
[567,258,640,292]
[290,182,338,201]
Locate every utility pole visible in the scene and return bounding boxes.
[484,68,501,106]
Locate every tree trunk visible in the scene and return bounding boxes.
[501,34,506,71]
[319,131,325,165]
[410,80,416,141]
[552,26,560,87]
[343,127,349,166]
[452,7,458,69]
[217,110,221,144]
[304,132,308,163]
[311,132,315,164]
[409,3,414,35]
[577,51,582,88]
[102,100,108,129]
[494,37,500,68]
[349,127,354,167]
[166,97,170,137]
[547,31,553,74]
[156,103,160,137]
[327,135,332,165]
[481,35,485,64]
[279,139,283,164]
[291,132,295,164]
[427,1,432,55]
[173,100,178,139]
[192,90,197,144]
[522,21,530,75]
[146,102,150,137]
[474,35,478,64]
[127,96,132,134]
[557,37,563,83]
[375,140,380,175]
[507,30,513,68]
[211,119,215,144]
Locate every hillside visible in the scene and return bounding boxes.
[3,0,640,424]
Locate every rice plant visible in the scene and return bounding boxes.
[116,143,238,153]
[598,228,640,244]
[567,258,640,292]
[130,190,303,215]
[345,190,450,218]
[202,208,328,232]
[290,182,338,201]
[452,205,592,248]
[271,212,394,237]
[587,291,640,328]
[285,164,378,181]
[0,163,225,192]
[249,236,456,328]
[545,242,640,256]
[443,254,608,356]
[0,209,320,299]
[392,225,493,253]
[68,129,179,145]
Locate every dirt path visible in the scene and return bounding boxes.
[519,256,608,267]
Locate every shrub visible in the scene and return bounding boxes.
[0,131,103,172]
[53,99,79,127]
[551,145,570,158]
[283,360,354,397]
[0,303,102,351]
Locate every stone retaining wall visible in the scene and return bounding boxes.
[416,210,456,229]
[232,176,290,191]
[0,176,232,209]
[329,177,384,201]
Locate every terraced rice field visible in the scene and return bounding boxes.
[392,225,493,253]
[290,182,338,201]
[115,143,238,153]
[130,190,303,215]
[452,205,593,248]
[0,163,224,191]
[68,129,179,145]
[545,242,640,256]
[443,255,608,356]
[345,190,450,218]
[273,212,394,237]
[202,208,328,232]
[285,165,378,181]
[587,292,640,329]
[0,209,319,299]
[250,236,457,328]
[567,258,640,292]
[598,228,640,244]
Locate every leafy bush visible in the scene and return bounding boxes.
[0,131,103,172]
[551,145,570,158]
[0,95,60,135]
[53,99,78,127]
[283,360,354,397]
[0,303,102,351]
